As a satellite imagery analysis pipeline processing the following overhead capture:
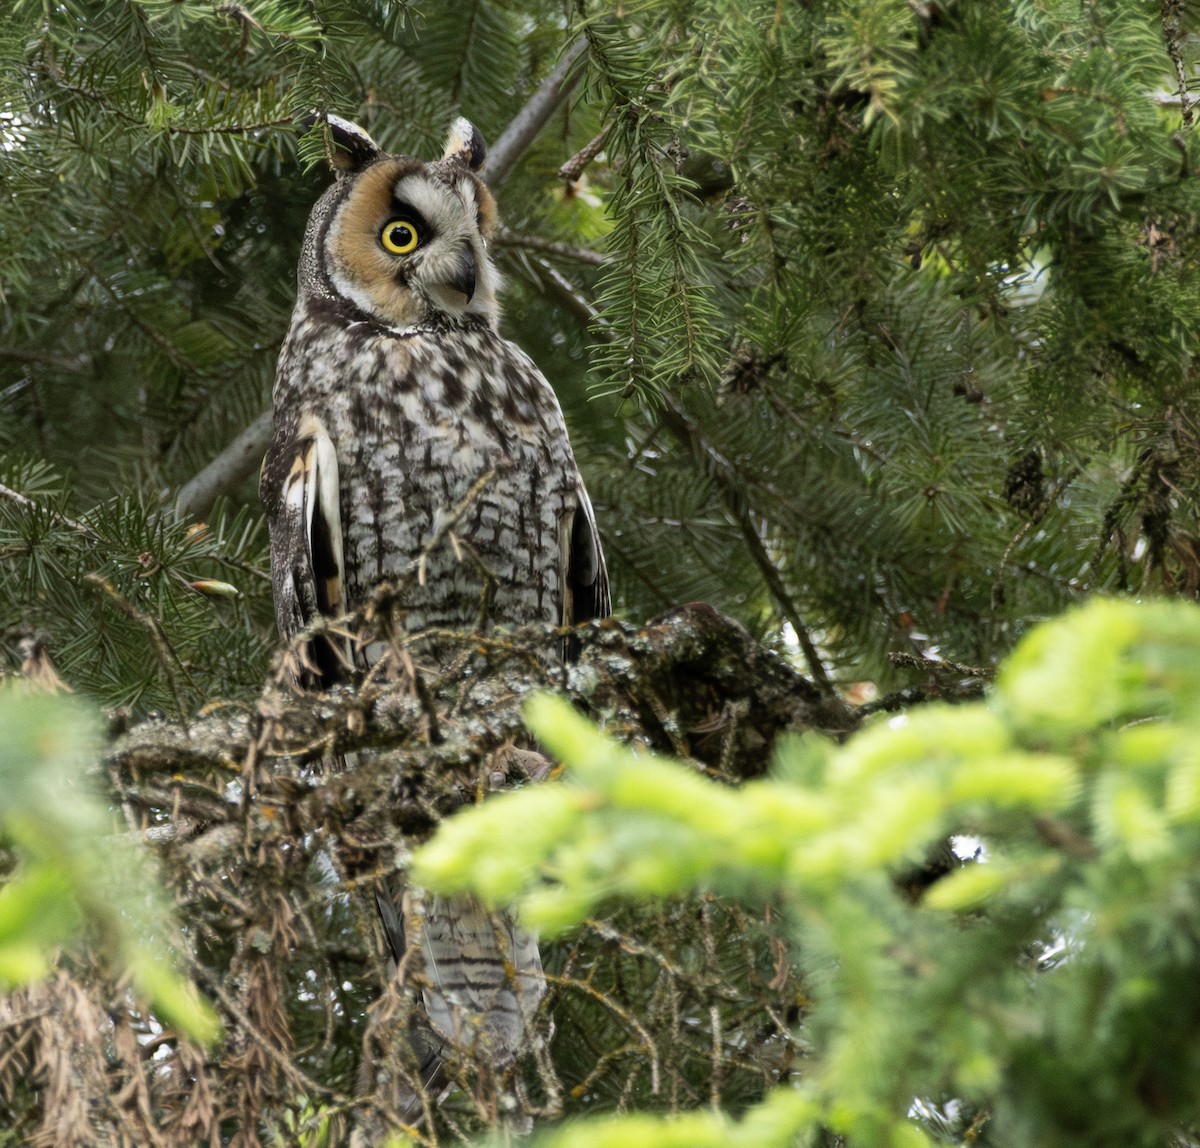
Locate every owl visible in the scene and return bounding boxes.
[260,115,609,1105]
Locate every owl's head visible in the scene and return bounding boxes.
[298,116,501,330]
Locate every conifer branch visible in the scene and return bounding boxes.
[84,573,197,723]
[0,348,91,372]
[1161,0,1194,127]
[657,397,838,698]
[175,411,273,521]
[528,258,609,327]
[193,967,349,1105]
[0,481,96,539]
[494,228,607,266]
[558,126,612,183]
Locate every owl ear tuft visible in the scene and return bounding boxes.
[302,113,381,173]
[442,118,487,172]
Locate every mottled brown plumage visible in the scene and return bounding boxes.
[260,115,608,1109]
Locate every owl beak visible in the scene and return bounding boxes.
[448,248,477,303]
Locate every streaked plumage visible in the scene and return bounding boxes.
[260,115,608,1100]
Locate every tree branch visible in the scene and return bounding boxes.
[494,226,607,266]
[657,396,840,699]
[92,604,829,1141]
[483,37,589,188]
[108,604,838,786]
[174,409,273,521]
[0,481,97,538]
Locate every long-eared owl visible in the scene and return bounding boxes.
[260,115,609,1097]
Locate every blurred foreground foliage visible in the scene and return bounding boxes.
[416,597,1200,1148]
[0,688,218,1043]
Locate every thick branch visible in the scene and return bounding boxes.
[483,37,589,188]
[175,409,272,521]
[108,605,839,792]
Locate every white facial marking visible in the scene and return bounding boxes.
[328,262,383,316]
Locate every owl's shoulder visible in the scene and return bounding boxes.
[481,331,571,429]
[277,296,421,397]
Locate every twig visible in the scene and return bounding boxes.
[0,347,92,372]
[991,518,1035,610]
[528,257,612,330]
[700,898,724,1107]
[584,918,686,981]
[658,395,838,697]
[0,481,97,538]
[83,258,197,371]
[993,464,1082,609]
[194,966,349,1104]
[83,573,197,723]
[494,227,607,266]
[547,972,660,1096]
[367,468,498,612]
[38,46,293,136]
[0,1006,52,1033]
[559,125,611,183]
[888,651,992,680]
[1161,0,1194,128]
[737,512,834,696]
[1034,815,1099,860]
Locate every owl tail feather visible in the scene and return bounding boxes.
[376,882,546,1062]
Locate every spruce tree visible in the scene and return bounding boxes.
[1,1,1199,1145]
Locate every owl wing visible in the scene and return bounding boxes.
[561,480,610,660]
[261,412,347,685]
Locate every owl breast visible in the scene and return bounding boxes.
[274,299,578,637]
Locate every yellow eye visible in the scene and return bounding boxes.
[380,219,421,255]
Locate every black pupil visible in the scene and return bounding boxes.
[390,223,413,247]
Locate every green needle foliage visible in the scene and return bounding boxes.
[414,598,1200,1147]
[2,0,1200,697]
[0,454,273,714]
[5,0,1200,1143]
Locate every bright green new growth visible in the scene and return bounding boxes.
[0,689,219,1046]
[413,599,1200,1147]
